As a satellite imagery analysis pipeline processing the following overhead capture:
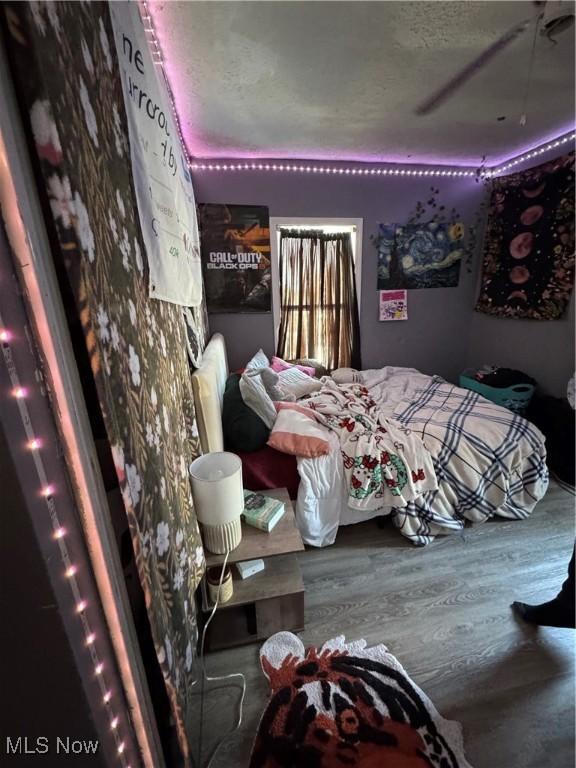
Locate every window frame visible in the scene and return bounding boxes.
[270,216,363,349]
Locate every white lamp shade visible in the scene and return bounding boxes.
[189,452,243,526]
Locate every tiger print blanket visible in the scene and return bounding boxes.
[250,631,472,768]
[303,380,437,512]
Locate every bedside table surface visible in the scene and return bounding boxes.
[204,488,304,566]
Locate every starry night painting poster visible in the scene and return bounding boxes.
[376,221,465,290]
[476,152,575,320]
[197,204,271,313]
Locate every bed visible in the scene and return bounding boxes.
[191,335,549,548]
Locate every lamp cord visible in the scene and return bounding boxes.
[194,550,247,768]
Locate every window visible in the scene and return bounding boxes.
[270,218,362,369]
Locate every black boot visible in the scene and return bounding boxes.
[511,598,575,628]
[512,547,575,629]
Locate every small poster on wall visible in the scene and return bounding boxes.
[197,204,271,313]
[376,221,464,290]
[379,290,408,321]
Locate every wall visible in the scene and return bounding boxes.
[193,165,487,381]
[194,150,575,395]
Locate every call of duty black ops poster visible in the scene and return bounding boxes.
[197,204,272,313]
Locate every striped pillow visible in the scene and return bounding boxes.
[267,408,330,458]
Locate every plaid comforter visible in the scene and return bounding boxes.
[390,376,549,545]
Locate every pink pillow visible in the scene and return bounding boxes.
[271,355,315,378]
[267,409,330,458]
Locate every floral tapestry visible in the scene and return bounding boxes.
[3,1,208,761]
[476,153,575,319]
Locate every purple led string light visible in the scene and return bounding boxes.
[0,316,133,767]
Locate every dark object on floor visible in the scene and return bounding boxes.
[512,548,575,629]
[250,632,472,768]
[527,394,575,486]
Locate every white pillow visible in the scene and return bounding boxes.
[331,368,362,384]
[260,367,295,402]
[278,367,322,399]
[239,370,277,428]
[245,349,270,371]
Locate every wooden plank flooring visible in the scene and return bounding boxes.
[190,482,575,768]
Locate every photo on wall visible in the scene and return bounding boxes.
[198,204,271,313]
[376,221,464,290]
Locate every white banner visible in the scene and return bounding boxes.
[110,1,202,306]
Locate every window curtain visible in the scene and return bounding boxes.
[3,3,208,764]
[277,230,361,370]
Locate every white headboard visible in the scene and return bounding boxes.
[191,333,228,454]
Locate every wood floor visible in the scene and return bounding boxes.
[191,482,575,768]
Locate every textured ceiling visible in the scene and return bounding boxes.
[151,1,575,166]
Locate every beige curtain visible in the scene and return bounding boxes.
[277,230,361,370]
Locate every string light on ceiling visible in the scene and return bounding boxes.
[139,0,192,168]
[485,131,576,177]
[189,162,477,177]
[0,310,134,768]
[140,3,574,182]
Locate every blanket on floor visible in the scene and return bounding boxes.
[303,380,437,512]
[250,631,473,768]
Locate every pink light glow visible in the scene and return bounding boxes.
[13,386,26,399]
[95,663,104,675]
[28,438,41,450]
[77,601,88,615]
[0,328,10,342]
[488,123,576,168]
[148,4,574,170]
[65,565,77,578]
[41,484,54,497]
[0,112,155,768]
[53,527,66,539]
[111,717,119,729]
[85,632,96,643]
[103,691,112,703]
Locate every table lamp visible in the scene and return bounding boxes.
[189,452,243,554]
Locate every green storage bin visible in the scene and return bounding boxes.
[459,369,535,414]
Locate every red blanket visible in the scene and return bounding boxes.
[236,446,299,499]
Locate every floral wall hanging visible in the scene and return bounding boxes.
[476,153,575,319]
[3,2,208,762]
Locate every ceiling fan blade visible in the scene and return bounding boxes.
[415,18,532,116]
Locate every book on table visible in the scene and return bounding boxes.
[242,490,285,532]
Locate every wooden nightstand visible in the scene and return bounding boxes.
[199,488,305,651]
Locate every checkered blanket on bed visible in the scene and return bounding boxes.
[390,376,549,545]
